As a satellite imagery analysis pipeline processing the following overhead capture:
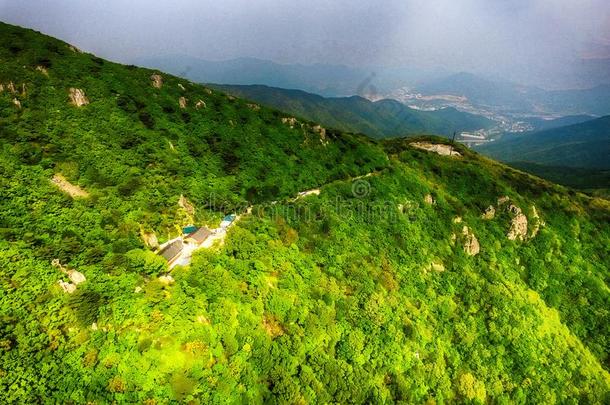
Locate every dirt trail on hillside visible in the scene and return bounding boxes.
[51,174,89,198]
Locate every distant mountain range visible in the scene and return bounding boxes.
[211,84,494,138]
[477,115,610,171]
[135,55,445,98]
[136,56,610,117]
[523,115,596,131]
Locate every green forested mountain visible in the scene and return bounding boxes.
[1,22,610,404]
[508,162,610,194]
[211,84,494,138]
[477,116,610,170]
[523,114,595,131]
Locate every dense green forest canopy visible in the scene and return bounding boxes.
[1,22,609,403]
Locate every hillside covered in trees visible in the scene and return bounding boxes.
[1,22,609,403]
[211,84,494,139]
[478,115,610,170]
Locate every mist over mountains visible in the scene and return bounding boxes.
[137,55,610,118]
[4,0,609,90]
[135,55,447,98]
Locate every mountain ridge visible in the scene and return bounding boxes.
[210,83,495,138]
[477,115,610,170]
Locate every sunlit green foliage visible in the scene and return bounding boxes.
[0,22,609,403]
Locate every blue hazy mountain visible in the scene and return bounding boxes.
[477,115,610,170]
[135,55,447,98]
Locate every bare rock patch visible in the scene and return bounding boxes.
[410,142,461,157]
[481,205,495,220]
[150,74,163,89]
[51,174,89,198]
[179,97,187,109]
[507,213,528,241]
[36,65,48,76]
[462,226,480,256]
[178,194,195,216]
[68,88,89,107]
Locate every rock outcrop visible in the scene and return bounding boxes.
[52,259,86,285]
[424,194,435,205]
[507,213,528,241]
[36,65,48,76]
[195,99,206,109]
[282,117,298,128]
[507,204,522,215]
[67,270,86,285]
[150,74,163,89]
[179,97,187,109]
[58,280,76,294]
[312,125,327,142]
[178,194,195,216]
[410,142,461,157]
[0,81,26,96]
[482,196,539,242]
[141,231,159,249]
[68,88,89,107]
[13,98,21,109]
[462,226,480,256]
[481,205,495,220]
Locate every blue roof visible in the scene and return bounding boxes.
[183,225,198,234]
[223,214,236,222]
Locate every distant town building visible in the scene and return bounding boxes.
[184,227,212,246]
[220,214,236,228]
[158,239,184,266]
[182,225,197,235]
[460,132,486,140]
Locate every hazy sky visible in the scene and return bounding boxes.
[1,0,609,88]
